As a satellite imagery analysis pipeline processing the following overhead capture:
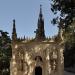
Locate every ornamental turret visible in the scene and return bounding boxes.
[12,19,17,42]
[35,5,45,41]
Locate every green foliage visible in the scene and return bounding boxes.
[51,0,75,29]
[0,30,12,75]
[64,22,75,68]
[51,0,75,68]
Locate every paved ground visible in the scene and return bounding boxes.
[64,71,75,75]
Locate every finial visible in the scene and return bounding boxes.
[12,19,16,32]
[13,19,16,29]
[39,4,43,19]
[13,19,15,25]
[40,4,42,9]
[40,4,42,14]
[13,19,15,23]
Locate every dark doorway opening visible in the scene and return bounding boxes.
[35,66,42,75]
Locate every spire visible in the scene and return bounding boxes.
[12,19,17,42]
[12,20,16,33]
[35,5,45,41]
[39,5,43,18]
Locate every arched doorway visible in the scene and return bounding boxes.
[35,66,42,75]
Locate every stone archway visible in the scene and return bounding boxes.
[35,66,42,75]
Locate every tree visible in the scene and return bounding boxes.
[0,30,12,75]
[51,0,75,30]
[51,0,75,68]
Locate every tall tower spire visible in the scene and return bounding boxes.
[12,19,17,42]
[35,5,45,41]
[39,5,43,18]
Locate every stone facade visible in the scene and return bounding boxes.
[10,5,64,75]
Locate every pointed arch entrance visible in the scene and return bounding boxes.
[35,66,42,75]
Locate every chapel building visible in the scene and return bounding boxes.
[10,5,64,75]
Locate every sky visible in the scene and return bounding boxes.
[0,0,58,38]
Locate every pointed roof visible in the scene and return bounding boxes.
[12,19,17,42]
[12,19,16,34]
[39,5,43,19]
[35,5,45,41]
